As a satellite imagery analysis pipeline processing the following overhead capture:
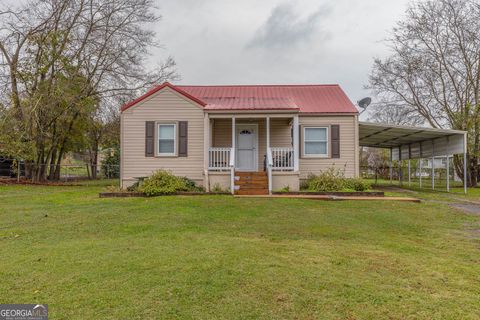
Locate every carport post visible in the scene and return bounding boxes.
[446,156,450,193]
[389,148,393,185]
[446,137,450,193]
[398,147,402,186]
[408,160,411,187]
[419,158,422,188]
[431,157,435,190]
[464,152,468,194]
[464,132,468,194]
[431,140,435,191]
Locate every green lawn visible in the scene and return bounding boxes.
[369,178,480,203]
[1,181,479,319]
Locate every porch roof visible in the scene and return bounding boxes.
[359,122,466,160]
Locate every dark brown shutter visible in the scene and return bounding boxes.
[178,121,188,157]
[145,121,155,157]
[331,125,340,158]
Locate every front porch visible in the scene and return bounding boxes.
[203,114,300,194]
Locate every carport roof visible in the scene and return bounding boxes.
[359,122,466,149]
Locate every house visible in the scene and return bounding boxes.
[120,82,467,194]
[120,82,359,194]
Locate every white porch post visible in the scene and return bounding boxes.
[204,114,210,192]
[231,117,236,195]
[266,116,270,150]
[266,116,271,194]
[293,115,299,172]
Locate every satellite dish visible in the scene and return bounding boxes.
[357,97,372,110]
[357,97,372,114]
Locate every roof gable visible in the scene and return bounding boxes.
[120,82,206,112]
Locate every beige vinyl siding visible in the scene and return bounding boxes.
[211,119,231,148]
[271,118,292,147]
[299,115,357,178]
[211,118,292,170]
[121,87,204,187]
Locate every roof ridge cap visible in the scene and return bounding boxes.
[175,84,340,87]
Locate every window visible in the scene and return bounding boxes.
[304,127,328,156]
[157,123,176,156]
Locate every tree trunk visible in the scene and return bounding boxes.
[453,154,478,188]
[90,147,98,180]
[48,147,57,180]
[53,150,64,181]
[24,161,33,180]
[31,148,48,183]
[468,155,478,187]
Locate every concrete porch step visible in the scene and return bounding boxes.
[235,189,269,195]
[234,176,268,183]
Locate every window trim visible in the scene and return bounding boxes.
[303,126,329,158]
[156,122,177,157]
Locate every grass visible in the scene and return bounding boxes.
[368,178,480,204]
[1,181,479,319]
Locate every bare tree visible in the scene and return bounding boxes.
[360,147,391,183]
[368,0,480,186]
[367,103,424,126]
[85,107,120,179]
[0,0,178,181]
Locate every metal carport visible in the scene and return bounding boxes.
[359,122,467,193]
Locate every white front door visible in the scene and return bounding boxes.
[236,124,258,171]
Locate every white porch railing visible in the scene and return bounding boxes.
[270,147,294,170]
[208,147,232,170]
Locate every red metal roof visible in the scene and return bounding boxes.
[121,82,358,113]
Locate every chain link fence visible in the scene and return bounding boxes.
[0,158,119,182]
[360,157,465,193]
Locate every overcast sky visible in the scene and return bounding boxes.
[152,0,411,107]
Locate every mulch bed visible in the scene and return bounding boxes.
[99,191,383,198]
[99,191,230,198]
[99,192,147,198]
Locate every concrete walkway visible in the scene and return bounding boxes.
[234,194,421,202]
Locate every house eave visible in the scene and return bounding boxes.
[204,109,299,114]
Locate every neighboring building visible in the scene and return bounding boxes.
[421,158,447,169]
[120,82,359,193]
[419,158,462,181]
